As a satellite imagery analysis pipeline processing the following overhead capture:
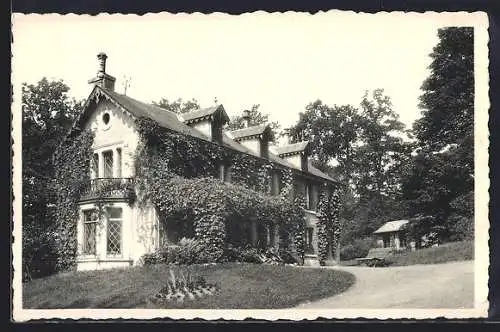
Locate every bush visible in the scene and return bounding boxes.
[340,237,374,260]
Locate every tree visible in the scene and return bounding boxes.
[285,101,361,185]
[404,27,474,242]
[351,89,410,235]
[226,104,280,132]
[414,27,474,169]
[153,97,200,114]
[287,91,409,238]
[22,78,83,279]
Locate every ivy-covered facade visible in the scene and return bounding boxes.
[56,53,341,271]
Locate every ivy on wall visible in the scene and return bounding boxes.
[134,117,307,262]
[317,183,342,265]
[52,129,95,271]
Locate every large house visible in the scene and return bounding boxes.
[73,53,337,271]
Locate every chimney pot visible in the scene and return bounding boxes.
[97,52,108,73]
[88,52,116,91]
[242,109,251,128]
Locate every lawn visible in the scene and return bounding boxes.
[386,240,474,266]
[23,263,355,309]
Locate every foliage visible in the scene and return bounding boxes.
[340,238,375,260]
[22,78,84,279]
[401,147,474,242]
[152,97,201,114]
[448,191,474,241]
[226,104,281,132]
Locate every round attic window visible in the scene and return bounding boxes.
[102,113,110,125]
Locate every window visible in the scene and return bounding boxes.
[106,208,122,256]
[116,148,122,178]
[83,210,98,255]
[102,112,110,125]
[103,150,113,178]
[305,184,311,209]
[383,234,390,248]
[305,227,314,254]
[91,153,99,179]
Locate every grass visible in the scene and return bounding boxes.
[23,263,355,309]
[386,240,474,266]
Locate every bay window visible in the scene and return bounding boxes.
[82,209,98,255]
[106,207,123,256]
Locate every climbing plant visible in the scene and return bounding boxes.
[317,184,342,265]
[52,129,95,271]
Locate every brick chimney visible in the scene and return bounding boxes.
[88,52,116,91]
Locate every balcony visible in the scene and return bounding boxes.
[79,178,135,203]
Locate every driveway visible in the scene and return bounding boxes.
[297,260,474,308]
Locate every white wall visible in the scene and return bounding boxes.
[85,99,140,178]
[192,120,212,139]
[283,154,302,169]
[240,138,261,156]
[131,203,160,264]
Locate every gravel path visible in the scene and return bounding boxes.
[297,260,474,308]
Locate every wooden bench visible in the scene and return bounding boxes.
[355,248,393,267]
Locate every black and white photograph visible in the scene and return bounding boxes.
[11,11,490,320]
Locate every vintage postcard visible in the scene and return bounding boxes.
[11,10,490,321]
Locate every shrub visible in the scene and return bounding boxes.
[340,237,374,260]
[23,226,59,281]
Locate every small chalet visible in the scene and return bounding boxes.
[373,219,409,250]
[72,53,337,270]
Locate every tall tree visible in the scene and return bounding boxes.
[226,104,280,132]
[22,78,83,279]
[403,27,474,243]
[152,97,201,114]
[413,27,474,169]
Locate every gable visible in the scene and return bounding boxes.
[84,98,139,149]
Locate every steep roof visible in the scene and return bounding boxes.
[229,124,271,140]
[181,105,229,124]
[272,141,311,156]
[84,86,335,183]
[373,220,409,234]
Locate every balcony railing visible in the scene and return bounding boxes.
[79,177,135,202]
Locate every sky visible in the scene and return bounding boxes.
[11,12,474,132]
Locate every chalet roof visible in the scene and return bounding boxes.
[373,220,409,234]
[87,86,335,183]
[272,141,311,156]
[181,105,230,124]
[229,124,273,141]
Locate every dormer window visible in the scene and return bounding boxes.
[273,141,312,172]
[229,124,274,158]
